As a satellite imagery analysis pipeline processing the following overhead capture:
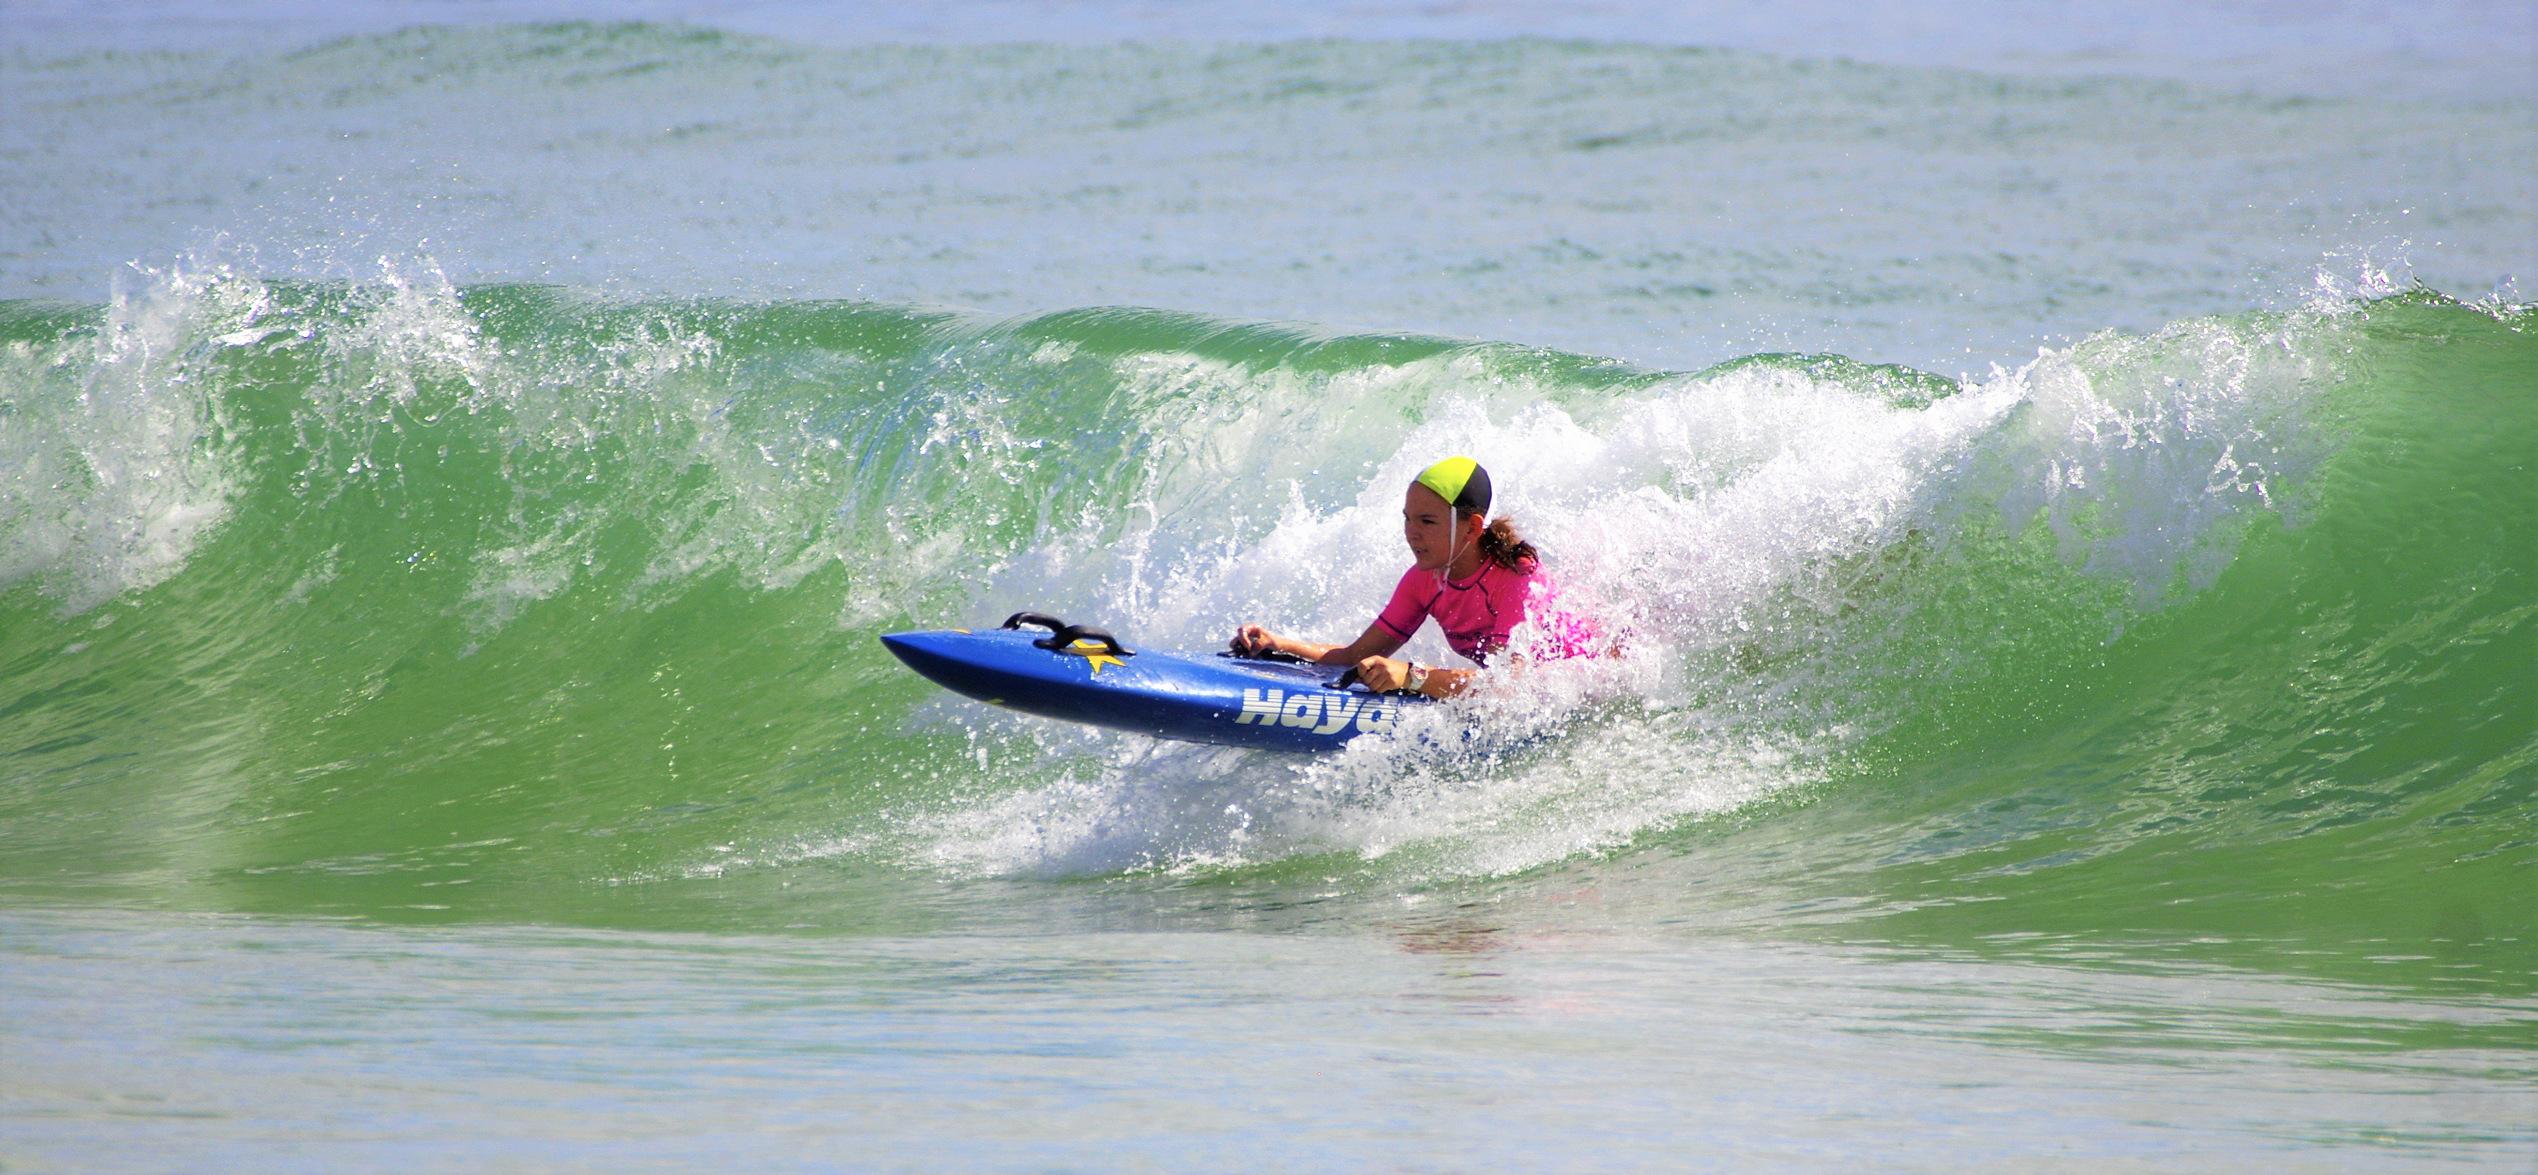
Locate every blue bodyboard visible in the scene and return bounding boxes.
[880,625,1430,753]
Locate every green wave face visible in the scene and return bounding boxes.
[0,267,2529,990]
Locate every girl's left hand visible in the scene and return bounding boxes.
[1229,625,1278,658]
[1354,656,1411,694]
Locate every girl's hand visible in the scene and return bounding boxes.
[1354,655,1411,693]
[1229,625,1279,658]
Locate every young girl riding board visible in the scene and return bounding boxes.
[1229,457,1595,698]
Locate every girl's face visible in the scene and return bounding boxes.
[1403,483,1482,570]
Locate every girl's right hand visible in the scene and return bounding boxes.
[1229,625,1278,658]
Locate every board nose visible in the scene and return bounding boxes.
[878,630,946,669]
[880,629,999,681]
[879,631,967,690]
[879,629,1017,706]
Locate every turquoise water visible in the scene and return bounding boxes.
[3,8,2534,1169]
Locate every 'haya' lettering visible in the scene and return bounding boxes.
[1235,688,1284,724]
[1230,688,1400,736]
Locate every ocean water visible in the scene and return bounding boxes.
[3,4,2534,1169]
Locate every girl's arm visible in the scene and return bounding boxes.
[1349,657,1478,699]
[1237,625,1492,698]
[1232,620,1404,667]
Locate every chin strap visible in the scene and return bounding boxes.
[1437,512,1480,591]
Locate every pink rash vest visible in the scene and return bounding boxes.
[1373,558,1599,666]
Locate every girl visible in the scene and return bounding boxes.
[1229,457,1594,698]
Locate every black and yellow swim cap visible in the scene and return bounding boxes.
[1414,456,1492,515]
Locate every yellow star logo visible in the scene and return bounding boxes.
[1068,638,1128,675]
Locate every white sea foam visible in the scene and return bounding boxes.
[902,308,2342,880]
[0,262,260,611]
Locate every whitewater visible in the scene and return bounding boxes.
[3,7,2533,1169]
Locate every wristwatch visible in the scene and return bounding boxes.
[1406,661,1430,695]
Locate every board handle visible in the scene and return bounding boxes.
[1001,611,1134,657]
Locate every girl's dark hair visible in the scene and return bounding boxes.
[1464,512,1537,571]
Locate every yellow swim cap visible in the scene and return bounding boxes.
[1413,456,1492,514]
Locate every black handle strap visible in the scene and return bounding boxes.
[1219,648,1308,664]
[1001,611,1132,657]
